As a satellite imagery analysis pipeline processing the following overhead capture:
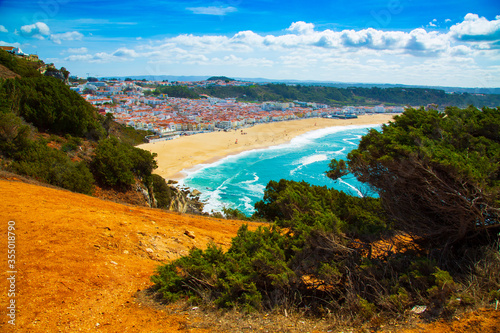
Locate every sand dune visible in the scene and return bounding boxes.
[138,114,396,180]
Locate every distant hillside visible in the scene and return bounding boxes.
[206,76,235,82]
[109,74,500,95]
[186,83,500,107]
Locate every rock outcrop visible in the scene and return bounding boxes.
[167,184,204,214]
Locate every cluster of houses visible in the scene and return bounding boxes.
[71,78,403,142]
[0,46,39,62]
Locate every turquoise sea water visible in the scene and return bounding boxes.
[180,124,381,216]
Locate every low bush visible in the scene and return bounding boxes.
[8,139,94,194]
[91,137,157,189]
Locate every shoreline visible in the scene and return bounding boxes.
[138,114,396,181]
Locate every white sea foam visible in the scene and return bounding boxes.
[241,196,256,213]
[300,154,329,166]
[288,124,379,146]
[247,183,266,196]
[199,176,234,214]
[338,178,363,197]
[242,173,259,184]
[342,138,359,146]
[331,147,346,155]
[291,153,329,175]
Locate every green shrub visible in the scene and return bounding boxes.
[0,113,33,155]
[61,142,77,152]
[222,207,249,220]
[151,174,173,209]
[90,137,157,189]
[8,140,94,194]
[254,179,390,239]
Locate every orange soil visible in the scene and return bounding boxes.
[397,309,500,333]
[0,179,263,332]
[1,179,498,332]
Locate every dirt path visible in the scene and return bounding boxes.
[0,179,262,332]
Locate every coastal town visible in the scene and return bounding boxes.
[1,44,404,143]
[71,78,404,143]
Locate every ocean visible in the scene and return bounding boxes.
[180,124,382,216]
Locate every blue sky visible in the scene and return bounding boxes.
[1,0,499,87]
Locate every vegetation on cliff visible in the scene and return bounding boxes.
[149,85,200,99]
[152,106,500,325]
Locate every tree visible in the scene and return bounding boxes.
[328,106,500,250]
[91,137,134,188]
[326,159,348,180]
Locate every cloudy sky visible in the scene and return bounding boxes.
[1,0,499,87]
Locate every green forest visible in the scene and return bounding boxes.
[152,105,500,325]
[150,82,500,107]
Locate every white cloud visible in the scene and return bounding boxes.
[20,22,50,39]
[404,28,450,56]
[429,21,437,27]
[187,6,237,16]
[112,47,138,58]
[65,52,117,63]
[230,30,264,46]
[0,25,7,33]
[340,28,408,50]
[447,45,474,57]
[445,19,452,23]
[0,41,21,48]
[450,13,500,41]
[66,47,88,54]
[211,54,273,67]
[71,17,494,65]
[50,31,84,44]
[287,21,315,35]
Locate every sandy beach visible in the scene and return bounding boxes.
[138,114,396,180]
